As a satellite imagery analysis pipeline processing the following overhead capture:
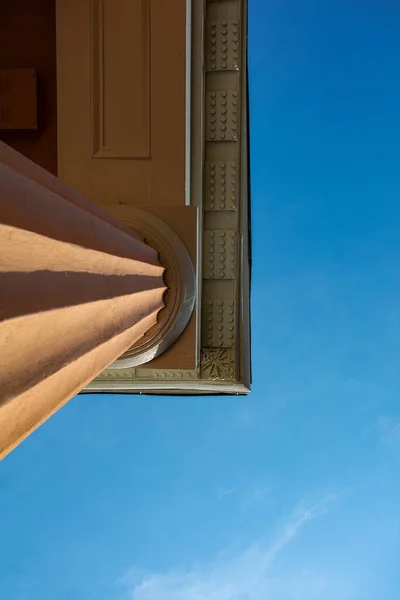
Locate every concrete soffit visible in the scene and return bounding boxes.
[84,0,251,395]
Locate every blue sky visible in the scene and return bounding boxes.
[1,1,400,598]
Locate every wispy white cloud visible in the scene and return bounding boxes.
[118,494,342,600]
[250,484,273,504]
[376,416,400,458]
[217,487,240,500]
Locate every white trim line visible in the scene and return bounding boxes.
[185,0,192,206]
[83,381,250,394]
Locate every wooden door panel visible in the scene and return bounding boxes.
[92,0,150,159]
[56,0,186,206]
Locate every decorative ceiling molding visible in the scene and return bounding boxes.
[84,0,251,395]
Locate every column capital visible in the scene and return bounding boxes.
[108,208,195,369]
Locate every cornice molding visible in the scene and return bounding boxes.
[84,0,251,394]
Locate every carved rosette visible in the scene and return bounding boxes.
[200,348,235,380]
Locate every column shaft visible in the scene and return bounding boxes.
[0,143,166,459]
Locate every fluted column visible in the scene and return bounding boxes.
[0,142,166,459]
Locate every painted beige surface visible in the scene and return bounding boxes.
[0,0,58,175]
[0,142,167,459]
[56,0,186,206]
[0,69,38,130]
